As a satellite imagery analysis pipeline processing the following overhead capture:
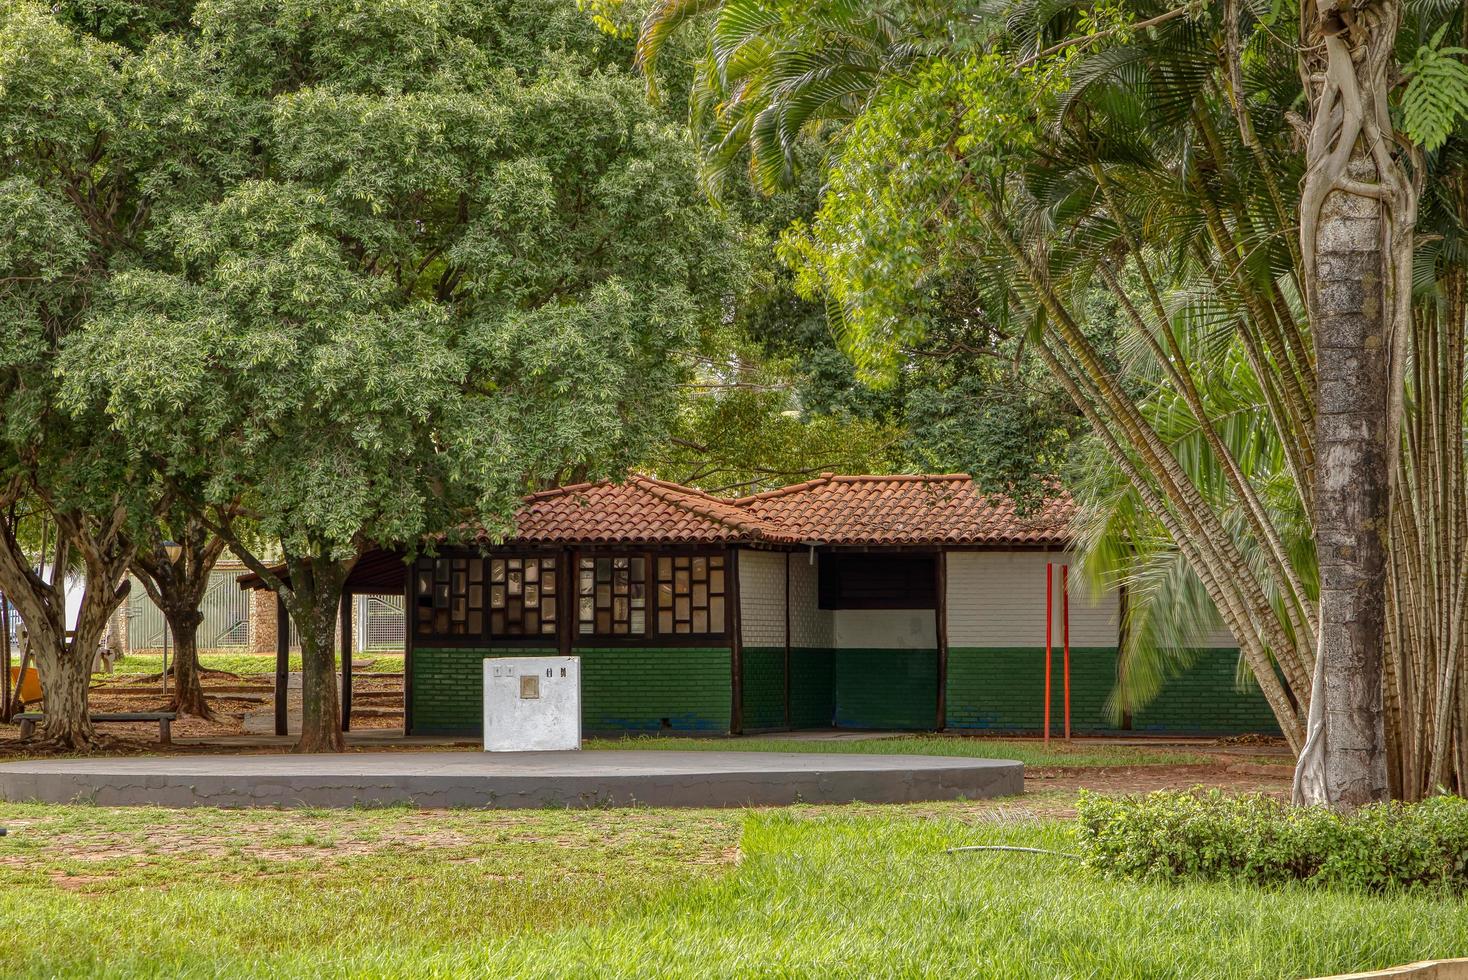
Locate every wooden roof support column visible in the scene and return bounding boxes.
[783,551,792,731]
[340,591,353,733]
[728,546,743,736]
[935,551,948,732]
[403,569,415,736]
[274,593,289,737]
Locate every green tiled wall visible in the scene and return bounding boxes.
[741,647,786,731]
[944,647,1279,735]
[790,648,835,728]
[834,648,939,730]
[410,645,733,735]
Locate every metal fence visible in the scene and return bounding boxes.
[357,595,405,651]
[126,569,253,651]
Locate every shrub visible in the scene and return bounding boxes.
[1075,789,1468,892]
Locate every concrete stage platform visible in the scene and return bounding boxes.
[0,750,1023,809]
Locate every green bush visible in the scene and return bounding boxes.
[1075,789,1468,892]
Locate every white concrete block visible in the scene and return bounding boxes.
[483,656,581,752]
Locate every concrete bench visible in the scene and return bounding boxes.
[15,712,176,744]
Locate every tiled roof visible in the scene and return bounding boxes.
[500,473,1071,547]
[734,474,1073,546]
[503,477,801,546]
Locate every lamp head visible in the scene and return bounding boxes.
[162,540,182,564]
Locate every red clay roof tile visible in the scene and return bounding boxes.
[499,474,1071,547]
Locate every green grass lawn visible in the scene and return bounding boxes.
[0,800,1462,978]
[104,652,405,676]
[586,734,1215,768]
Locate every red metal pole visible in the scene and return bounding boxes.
[1063,564,1071,740]
[1044,562,1052,745]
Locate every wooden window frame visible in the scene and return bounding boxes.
[572,548,729,645]
[411,551,562,647]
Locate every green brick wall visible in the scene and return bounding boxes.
[944,647,1280,735]
[410,646,732,735]
[790,648,835,728]
[741,647,786,731]
[834,648,939,730]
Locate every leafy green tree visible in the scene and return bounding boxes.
[641,0,1468,803]
[53,0,734,751]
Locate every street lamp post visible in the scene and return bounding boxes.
[161,541,182,697]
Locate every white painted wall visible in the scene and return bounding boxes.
[833,609,937,650]
[738,549,787,647]
[788,550,833,648]
[945,551,1119,648]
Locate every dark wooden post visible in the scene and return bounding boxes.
[274,592,289,737]
[727,546,743,736]
[783,551,792,731]
[935,550,948,732]
[340,591,353,733]
[558,547,574,656]
[403,568,415,736]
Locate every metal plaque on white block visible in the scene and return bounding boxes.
[483,656,581,752]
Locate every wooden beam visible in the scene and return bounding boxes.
[558,547,573,656]
[935,551,948,732]
[403,568,415,736]
[783,551,791,731]
[727,545,743,735]
[340,591,353,733]
[274,593,289,737]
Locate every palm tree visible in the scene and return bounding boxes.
[640,0,1468,802]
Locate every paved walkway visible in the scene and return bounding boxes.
[0,750,1022,809]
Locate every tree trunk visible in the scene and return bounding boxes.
[1293,0,1411,806]
[164,607,211,720]
[31,640,93,748]
[285,558,345,753]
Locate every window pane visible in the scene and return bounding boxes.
[597,558,611,581]
[596,611,611,633]
[469,561,483,584]
[490,611,504,634]
[525,610,539,633]
[709,596,724,628]
[658,583,674,608]
[710,555,724,569]
[524,561,539,583]
[675,596,690,620]
[542,619,556,635]
[675,620,690,634]
[541,596,556,620]
[507,568,522,596]
[710,569,724,593]
[692,609,708,633]
[693,583,708,606]
[630,558,645,582]
[491,585,505,608]
[524,584,538,606]
[468,611,482,634]
[491,560,505,583]
[658,557,672,581]
[579,570,594,595]
[468,584,483,609]
[658,610,673,633]
[674,569,690,592]
[692,557,706,580]
[630,610,645,633]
